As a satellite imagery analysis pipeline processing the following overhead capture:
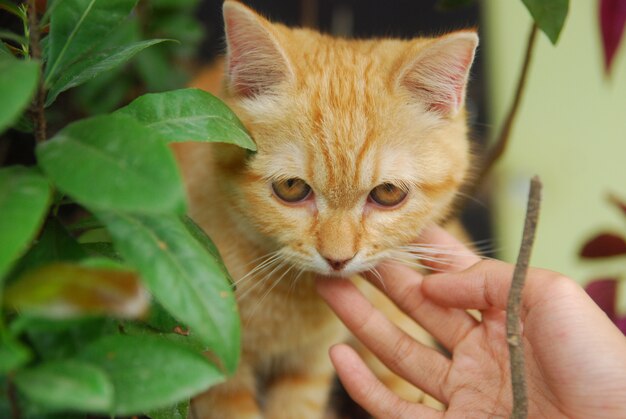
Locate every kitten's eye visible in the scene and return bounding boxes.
[369,183,407,207]
[272,178,312,203]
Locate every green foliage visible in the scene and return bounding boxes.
[522,0,569,44]
[45,39,172,106]
[0,167,52,281]
[99,213,240,373]
[44,0,139,85]
[1,0,244,416]
[14,360,114,412]
[77,335,224,414]
[116,88,256,150]
[0,59,39,133]
[36,114,187,214]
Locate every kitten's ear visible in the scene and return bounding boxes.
[223,1,294,98]
[398,31,478,116]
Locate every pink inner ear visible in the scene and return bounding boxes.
[401,34,477,116]
[428,51,474,114]
[223,5,290,98]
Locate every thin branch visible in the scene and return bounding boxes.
[479,24,538,182]
[28,0,47,144]
[7,374,21,419]
[507,176,542,419]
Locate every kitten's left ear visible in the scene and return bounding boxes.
[398,31,478,117]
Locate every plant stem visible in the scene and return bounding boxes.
[28,0,47,144]
[507,176,542,419]
[479,23,538,183]
[7,374,21,419]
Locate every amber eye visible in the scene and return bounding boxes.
[369,183,408,207]
[272,178,312,203]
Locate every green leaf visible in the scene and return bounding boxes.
[45,0,138,84]
[20,318,117,362]
[0,333,32,373]
[46,39,171,106]
[0,167,51,282]
[182,216,234,289]
[0,41,13,58]
[522,0,569,44]
[36,114,186,214]
[116,88,256,150]
[12,113,34,133]
[0,59,39,134]
[8,217,87,282]
[0,30,27,45]
[149,400,189,419]
[4,261,148,319]
[78,334,224,415]
[99,213,240,373]
[14,359,113,412]
[0,0,22,18]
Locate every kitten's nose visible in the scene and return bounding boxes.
[324,257,353,271]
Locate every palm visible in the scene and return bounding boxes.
[443,311,513,417]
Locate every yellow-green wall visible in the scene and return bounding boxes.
[483,0,626,285]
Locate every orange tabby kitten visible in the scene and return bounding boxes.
[174,1,478,418]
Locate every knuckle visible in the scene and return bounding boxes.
[387,333,415,371]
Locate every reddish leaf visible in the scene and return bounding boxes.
[599,0,626,74]
[585,278,626,335]
[585,278,618,318]
[608,192,626,216]
[580,232,626,258]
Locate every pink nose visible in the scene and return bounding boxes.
[324,257,353,271]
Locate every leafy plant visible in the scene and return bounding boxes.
[0,0,255,417]
[580,194,626,335]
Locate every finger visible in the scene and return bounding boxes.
[416,224,481,272]
[316,278,450,403]
[364,262,479,351]
[330,344,442,419]
[421,259,515,310]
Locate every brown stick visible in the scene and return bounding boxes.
[506,176,542,419]
[7,374,21,419]
[28,0,47,144]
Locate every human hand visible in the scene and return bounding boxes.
[316,226,626,418]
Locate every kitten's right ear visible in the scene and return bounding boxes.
[223,1,294,98]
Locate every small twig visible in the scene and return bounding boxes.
[27,0,47,144]
[479,24,538,183]
[506,176,542,419]
[7,374,21,419]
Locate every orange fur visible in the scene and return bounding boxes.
[177,2,478,418]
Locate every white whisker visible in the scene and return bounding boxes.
[368,267,387,293]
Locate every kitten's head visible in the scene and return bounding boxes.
[219,1,477,277]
